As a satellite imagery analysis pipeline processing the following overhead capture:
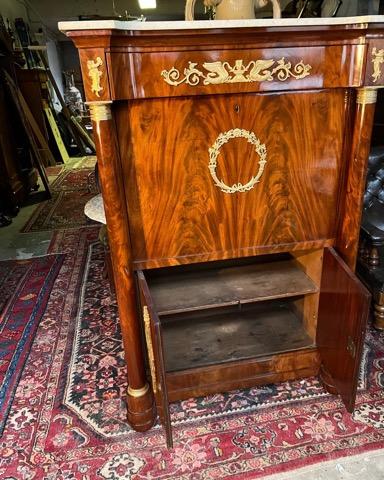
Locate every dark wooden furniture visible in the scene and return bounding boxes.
[357,91,384,330]
[0,21,37,215]
[358,145,384,329]
[62,17,384,447]
[16,69,52,168]
[371,89,384,145]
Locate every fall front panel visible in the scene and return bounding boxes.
[117,89,346,264]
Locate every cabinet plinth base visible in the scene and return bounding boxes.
[319,364,338,395]
[126,386,156,432]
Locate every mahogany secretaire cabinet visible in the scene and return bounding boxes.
[61,16,384,447]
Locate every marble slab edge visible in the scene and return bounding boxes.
[59,15,384,33]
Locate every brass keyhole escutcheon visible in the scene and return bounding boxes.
[234,104,240,113]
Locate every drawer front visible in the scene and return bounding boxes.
[117,89,346,266]
[108,44,364,100]
[166,349,320,402]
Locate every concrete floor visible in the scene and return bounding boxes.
[0,157,94,260]
[267,450,384,479]
[0,184,55,261]
[1,162,384,479]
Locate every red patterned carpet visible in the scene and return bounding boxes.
[51,168,96,192]
[1,226,384,479]
[0,255,64,434]
[21,168,97,233]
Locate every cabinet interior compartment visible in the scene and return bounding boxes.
[160,300,315,372]
[142,249,324,373]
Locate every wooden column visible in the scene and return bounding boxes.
[336,87,378,271]
[88,101,155,432]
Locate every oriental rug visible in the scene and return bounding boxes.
[67,155,97,170]
[21,168,98,233]
[51,168,96,193]
[45,165,65,177]
[0,254,65,435]
[1,227,384,479]
[21,190,97,232]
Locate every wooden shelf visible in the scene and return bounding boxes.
[146,259,318,316]
[162,302,314,372]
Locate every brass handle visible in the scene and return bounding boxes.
[143,306,158,393]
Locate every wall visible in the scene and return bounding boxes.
[339,0,379,16]
[0,0,28,24]
[0,0,64,108]
[20,0,198,35]
[59,41,84,98]
[46,39,64,101]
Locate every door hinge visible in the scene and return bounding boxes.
[347,336,356,359]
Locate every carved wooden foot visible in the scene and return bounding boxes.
[359,241,380,267]
[368,246,380,267]
[319,364,338,394]
[374,291,384,330]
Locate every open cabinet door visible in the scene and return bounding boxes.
[137,271,173,448]
[317,248,371,412]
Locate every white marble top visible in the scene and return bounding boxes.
[59,15,384,33]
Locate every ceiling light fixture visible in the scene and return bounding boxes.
[138,0,156,9]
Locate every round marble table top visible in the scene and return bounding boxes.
[84,193,106,224]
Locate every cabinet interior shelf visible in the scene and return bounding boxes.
[162,301,314,372]
[145,256,318,316]
[142,255,319,373]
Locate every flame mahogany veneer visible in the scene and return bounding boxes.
[64,20,383,443]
